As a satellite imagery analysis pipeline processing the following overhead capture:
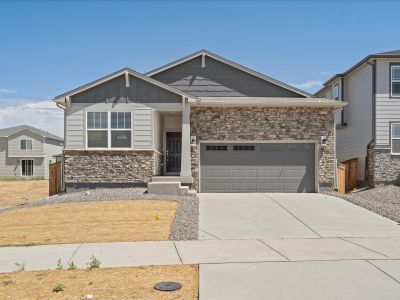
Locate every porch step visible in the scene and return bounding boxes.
[147,181,195,196]
[151,176,193,184]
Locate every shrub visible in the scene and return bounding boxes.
[86,255,101,270]
[56,259,63,270]
[52,283,65,293]
[67,261,77,270]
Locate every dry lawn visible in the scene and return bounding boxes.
[0,180,49,209]
[0,265,198,299]
[0,200,177,246]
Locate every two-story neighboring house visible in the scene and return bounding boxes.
[316,50,400,186]
[0,125,64,179]
[55,50,345,194]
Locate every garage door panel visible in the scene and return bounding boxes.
[200,143,315,193]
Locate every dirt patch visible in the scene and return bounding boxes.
[0,180,49,209]
[0,265,198,299]
[0,200,177,246]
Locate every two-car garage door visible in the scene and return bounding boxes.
[200,143,316,193]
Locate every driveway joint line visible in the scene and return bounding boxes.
[257,239,291,261]
[199,229,221,240]
[366,260,400,285]
[67,244,82,264]
[262,194,323,238]
[173,242,183,264]
[340,238,391,259]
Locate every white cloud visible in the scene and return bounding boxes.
[0,100,63,137]
[0,88,16,94]
[290,80,323,91]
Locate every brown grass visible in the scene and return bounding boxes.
[0,200,177,246]
[0,180,49,209]
[0,265,198,299]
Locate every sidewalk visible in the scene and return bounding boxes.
[1,237,400,273]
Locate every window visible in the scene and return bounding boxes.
[233,145,255,151]
[333,84,340,100]
[87,112,108,148]
[391,65,400,97]
[86,111,132,149]
[206,145,227,151]
[391,123,400,155]
[21,160,33,176]
[20,139,32,150]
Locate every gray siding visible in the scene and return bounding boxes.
[71,75,181,104]
[376,58,400,146]
[65,102,154,150]
[151,56,304,97]
[336,64,373,179]
[7,130,45,157]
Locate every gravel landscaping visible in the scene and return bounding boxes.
[0,188,199,241]
[326,185,400,223]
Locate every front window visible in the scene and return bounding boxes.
[87,112,108,148]
[20,139,32,150]
[333,84,340,100]
[86,111,132,149]
[391,123,400,155]
[111,112,131,148]
[391,65,400,97]
[21,159,33,176]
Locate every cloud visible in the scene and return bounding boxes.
[0,100,64,137]
[0,88,16,94]
[290,80,323,91]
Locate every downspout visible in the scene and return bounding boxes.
[366,59,376,183]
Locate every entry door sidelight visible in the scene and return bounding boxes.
[166,132,181,173]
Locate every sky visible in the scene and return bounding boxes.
[0,0,399,137]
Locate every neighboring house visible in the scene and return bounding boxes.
[316,50,400,186]
[0,125,64,179]
[54,50,345,193]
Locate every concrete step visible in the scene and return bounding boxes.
[147,181,190,196]
[151,176,193,184]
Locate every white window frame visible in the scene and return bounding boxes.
[333,83,340,100]
[85,111,133,150]
[391,123,400,155]
[391,65,400,97]
[21,159,34,176]
[20,139,33,151]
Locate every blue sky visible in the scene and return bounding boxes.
[0,0,399,136]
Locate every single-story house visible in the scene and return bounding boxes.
[54,50,345,194]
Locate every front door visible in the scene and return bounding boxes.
[166,132,181,174]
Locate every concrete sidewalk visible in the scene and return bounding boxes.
[1,237,400,272]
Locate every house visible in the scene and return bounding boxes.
[0,125,64,179]
[54,50,345,194]
[315,50,400,186]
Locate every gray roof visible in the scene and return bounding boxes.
[54,67,197,102]
[0,125,64,142]
[146,49,314,98]
[374,50,400,55]
[317,49,400,92]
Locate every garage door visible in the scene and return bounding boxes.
[200,143,315,193]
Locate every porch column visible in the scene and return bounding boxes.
[180,98,192,177]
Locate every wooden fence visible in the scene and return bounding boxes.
[49,162,62,196]
[337,158,358,194]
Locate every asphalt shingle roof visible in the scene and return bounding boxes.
[0,125,63,142]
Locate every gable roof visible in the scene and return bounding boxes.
[146,49,314,98]
[318,49,400,91]
[0,125,64,142]
[54,67,197,103]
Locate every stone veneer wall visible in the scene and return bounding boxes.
[191,145,199,191]
[64,150,162,184]
[371,149,400,185]
[190,107,336,191]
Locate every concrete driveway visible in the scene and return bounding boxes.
[199,193,400,299]
[199,193,400,239]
